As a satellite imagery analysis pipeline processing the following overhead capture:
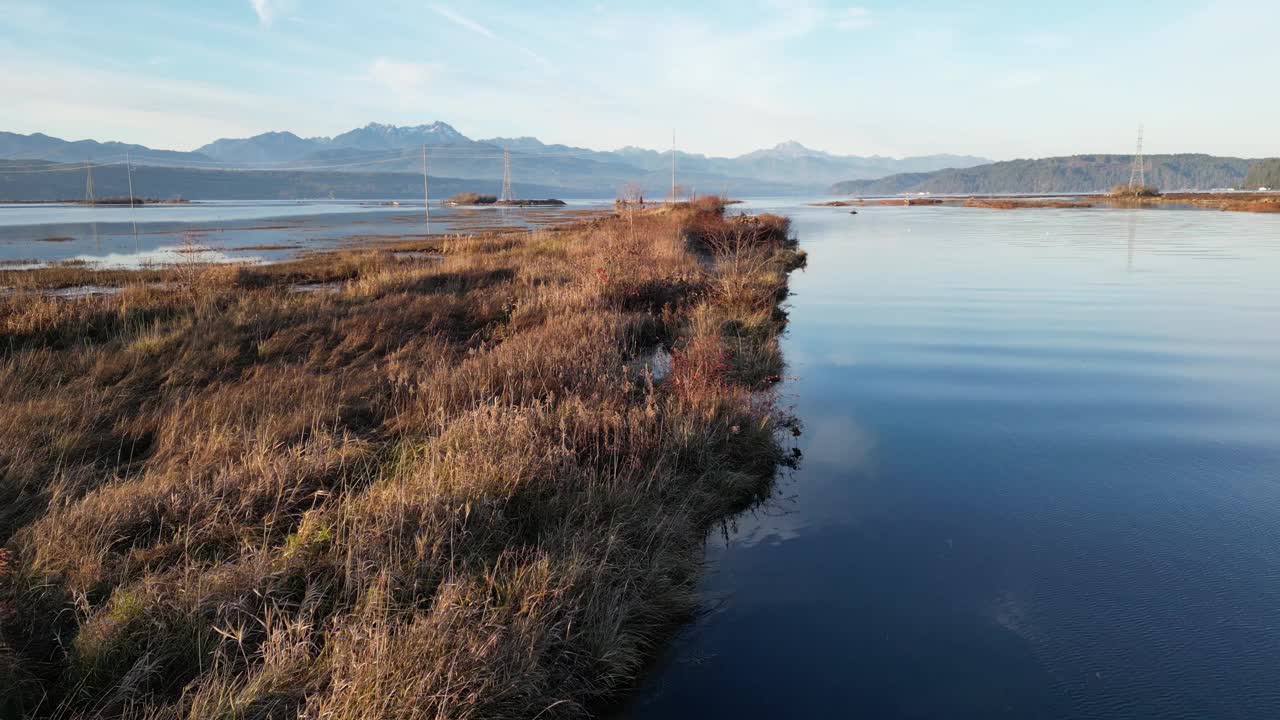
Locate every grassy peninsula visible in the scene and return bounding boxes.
[0,200,804,719]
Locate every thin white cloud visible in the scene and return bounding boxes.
[836,7,874,30]
[429,4,496,39]
[249,0,297,27]
[250,0,273,26]
[369,57,441,102]
[429,3,551,68]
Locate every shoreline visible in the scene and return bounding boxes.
[0,201,805,718]
[811,191,1280,213]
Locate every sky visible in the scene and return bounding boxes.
[1,0,1276,160]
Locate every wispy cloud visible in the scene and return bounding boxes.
[429,3,550,67]
[249,0,297,27]
[369,57,441,102]
[429,4,495,39]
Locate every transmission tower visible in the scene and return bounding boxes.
[84,159,96,206]
[1128,124,1145,189]
[500,148,513,202]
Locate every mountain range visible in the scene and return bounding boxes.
[0,122,988,199]
[831,154,1264,196]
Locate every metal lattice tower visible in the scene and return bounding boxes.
[1128,124,1145,189]
[500,148,513,202]
[84,159,96,206]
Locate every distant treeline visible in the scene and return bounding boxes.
[831,154,1260,195]
[0,161,586,202]
[1244,159,1280,189]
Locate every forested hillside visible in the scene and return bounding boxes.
[832,154,1256,195]
[1244,159,1280,189]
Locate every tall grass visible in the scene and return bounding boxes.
[0,203,804,719]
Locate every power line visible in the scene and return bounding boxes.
[0,145,681,176]
[0,160,129,174]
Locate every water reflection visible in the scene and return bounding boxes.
[0,200,609,268]
[630,203,1280,719]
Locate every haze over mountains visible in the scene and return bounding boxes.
[0,122,988,200]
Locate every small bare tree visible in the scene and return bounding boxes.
[617,182,645,208]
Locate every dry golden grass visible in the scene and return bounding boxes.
[963,198,1094,209]
[1161,192,1280,213]
[0,203,804,719]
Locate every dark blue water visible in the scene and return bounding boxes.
[630,203,1280,719]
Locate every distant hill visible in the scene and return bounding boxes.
[588,141,987,187]
[831,154,1257,196]
[0,131,211,165]
[196,131,322,164]
[1244,159,1280,190]
[2,123,991,200]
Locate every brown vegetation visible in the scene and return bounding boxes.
[445,192,498,206]
[963,198,1094,209]
[0,202,804,719]
[1156,192,1280,213]
[1108,184,1162,198]
[493,199,566,207]
[1219,198,1280,213]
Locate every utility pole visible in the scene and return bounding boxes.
[670,129,677,202]
[84,158,95,206]
[422,144,430,224]
[126,152,136,209]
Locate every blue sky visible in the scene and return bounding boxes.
[1,0,1275,159]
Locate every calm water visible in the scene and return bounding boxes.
[630,203,1280,719]
[0,200,606,268]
